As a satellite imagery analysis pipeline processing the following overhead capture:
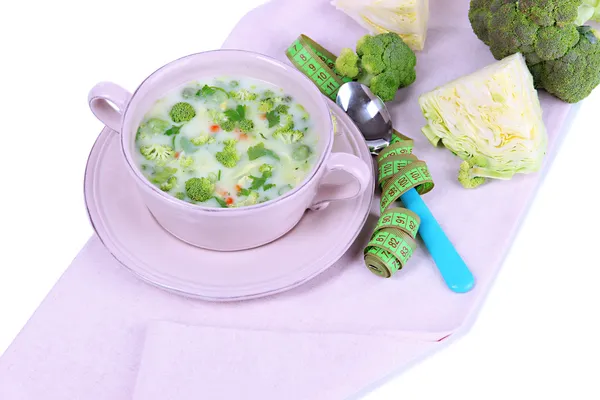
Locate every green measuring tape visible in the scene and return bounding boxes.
[365,131,434,278]
[286,36,435,278]
[286,35,353,101]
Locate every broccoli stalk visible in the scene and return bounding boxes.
[458,160,486,189]
[335,33,417,102]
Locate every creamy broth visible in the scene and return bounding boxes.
[134,77,318,208]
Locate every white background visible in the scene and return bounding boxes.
[1,1,599,399]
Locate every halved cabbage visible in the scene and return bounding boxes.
[331,0,430,51]
[419,53,548,188]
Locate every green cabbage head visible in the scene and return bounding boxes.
[419,53,548,188]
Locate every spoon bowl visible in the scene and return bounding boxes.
[336,82,393,155]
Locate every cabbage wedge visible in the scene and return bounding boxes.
[331,0,430,51]
[419,53,548,188]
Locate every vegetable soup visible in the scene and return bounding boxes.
[134,77,318,208]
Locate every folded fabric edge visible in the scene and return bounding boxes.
[131,320,445,400]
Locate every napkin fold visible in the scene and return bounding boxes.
[133,322,439,400]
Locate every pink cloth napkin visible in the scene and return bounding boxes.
[0,0,578,399]
[133,322,438,400]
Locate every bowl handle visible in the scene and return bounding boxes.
[309,152,372,211]
[88,82,132,133]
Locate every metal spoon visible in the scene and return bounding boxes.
[336,82,475,294]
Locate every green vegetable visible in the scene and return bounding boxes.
[259,99,275,113]
[137,118,170,140]
[458,160,486,189]
[292,144,311,161]
[229,89,258,101]
[181,87,197,99]
[248,168,273,190]
[579,0,600,23]
[215,139,241,168]
[179,155,194,170]
[221,120,237,132]
[196,85,229,101]
[335,33,417,102]
[169,102,196,123]
[179,137,200,154]
[239,187,252,196]
[233,191,260,207]
[190,134,215,146]
[208,109,227,125]
[185,177,215,202]
[164,125,182,136]
[229,80,240,88]
[262,90,275,99]
[214,196,228,208]
[140,144,175,165]
[175,192,186,201]
[259,163,274,174]
[274,104,289,114]
[419,53,548,187]
[217,170,222,181]
[273,129,304,144]
[239,119,255,133]
[247,143,280,161]
[331,0,430,51]
[469,0,600,103]
[266,111,280,128]
[160,176,177,192]
[263,183,276,191]
[224,105,246,122]
[151,167,178,185]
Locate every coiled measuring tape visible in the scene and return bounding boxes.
[286,36,435,278]
[365,131,434,277]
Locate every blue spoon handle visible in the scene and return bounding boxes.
[400,188,475,293]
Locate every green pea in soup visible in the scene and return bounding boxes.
[134,77,318,208]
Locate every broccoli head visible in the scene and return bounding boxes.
[215,139,240,168]
[170,102,196,123]
[230,89,258,101]
[174,192,186,201]
[220,120,236,132]
[137,118,170,140]
[335,48,360,78]
[273,129,304,144]
[469,0,600,103]
[179,155,194,170]
[160,176,178,192]
[335,33,417,102]
[258,99,275,113]
[259,164,273,174]
[274,104,289,114]
[239,119,255,133]
[185,177,215,202]
[190,134,215,146]
[140,144,174,165]
[233,191,260,208]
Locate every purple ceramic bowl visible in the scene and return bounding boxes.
[88,50,371,251]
